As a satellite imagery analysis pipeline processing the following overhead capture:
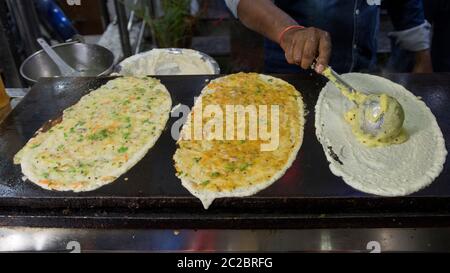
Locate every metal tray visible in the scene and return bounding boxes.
[0,74,449,228]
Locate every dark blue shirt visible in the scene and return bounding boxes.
[264,0,426,74]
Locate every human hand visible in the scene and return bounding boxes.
[280,27,332,74]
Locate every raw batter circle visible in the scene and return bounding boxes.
[315,73,447,196]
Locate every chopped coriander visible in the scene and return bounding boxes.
[118,146,128,153]
[75,121,85,127]
[193,157,201,163]
[210,172,220,178]
[225,163,236,172]
[239,162,251,171]
[201,180,210,186]
[88,129,109,141]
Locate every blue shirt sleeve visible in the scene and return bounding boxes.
[384,0,430,51]
[224,0,240,18]
[383,0,425,30]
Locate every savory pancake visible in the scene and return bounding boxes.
[315,73,447,196]
[174,73,304,209]
[14,77,172,192]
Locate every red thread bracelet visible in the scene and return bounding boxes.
[278,25,305,45]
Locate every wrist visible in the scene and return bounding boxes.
[278,25,305,46]
[414,49,430,60]
[413,49,433,73]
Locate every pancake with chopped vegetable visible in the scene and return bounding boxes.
[174,73,304,209]
[14,77,172,192]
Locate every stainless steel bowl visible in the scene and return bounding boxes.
[116,48,221,75]
[20,42,115,84]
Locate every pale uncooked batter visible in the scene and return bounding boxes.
[315,73,447,196]
[323,67,407,147]
[119,48,216,76]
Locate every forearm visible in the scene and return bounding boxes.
[226,0,331,72]
[413,49,433,73]
[415,49,431,61]
[237,0,298,43]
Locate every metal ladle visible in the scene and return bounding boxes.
[320,65,405,137]
[37,38,82,77]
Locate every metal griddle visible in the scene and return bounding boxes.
[0,74,449,229]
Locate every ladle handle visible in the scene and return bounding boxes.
[322,66,358,94]
[37,38,77,76]
[312,61,360,105]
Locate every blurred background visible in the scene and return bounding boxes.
[0,0,448,88]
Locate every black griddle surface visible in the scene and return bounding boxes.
[0,74,449,214]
